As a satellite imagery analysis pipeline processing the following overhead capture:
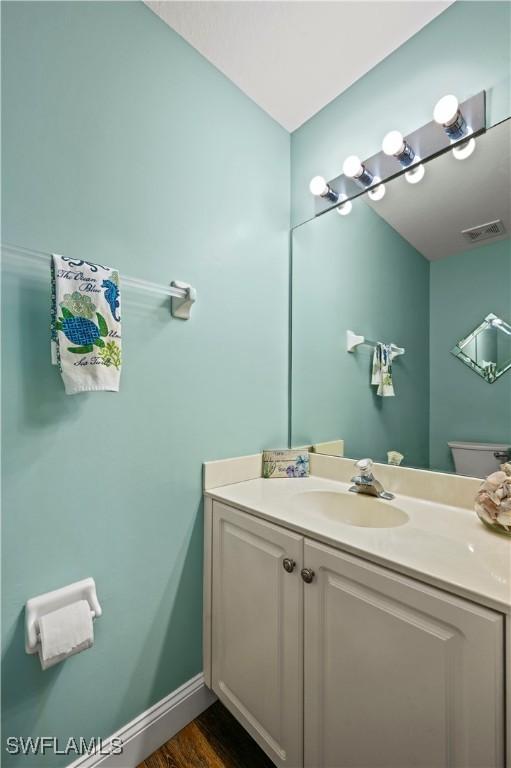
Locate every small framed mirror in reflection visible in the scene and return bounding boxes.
[451,313,511,383]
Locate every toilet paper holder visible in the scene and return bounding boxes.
[25,577,102,654]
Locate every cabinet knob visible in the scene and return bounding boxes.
[283,558,296,573]
[301,568,315,584]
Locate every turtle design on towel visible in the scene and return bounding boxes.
[56,308,109,354]
[101,272,120,322]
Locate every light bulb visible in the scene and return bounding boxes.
[367,178,386,201]
[309,175,329,197]
[452,137,476,160]
[405,164,425,184]
[433,94,467,140]
[382,130,403,155]
[382,130,415,166]
[342,155,374,186]
[309,175,339,202]
[336,194,352,216]
[343,155,363,178]
[433,94,459,125]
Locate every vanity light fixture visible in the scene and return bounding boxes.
[342,155,374,187]
[309,90,485,217]
[336,194,352,216]
[309,175,339,202]
[367,179,386,201]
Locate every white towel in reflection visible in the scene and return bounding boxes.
[371,343,395,397]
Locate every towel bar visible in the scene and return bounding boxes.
[346,329,405,357]
[1,243,197,320]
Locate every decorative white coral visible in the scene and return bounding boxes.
[475,463,511,534]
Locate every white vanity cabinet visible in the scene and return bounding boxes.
[205,500,505,768]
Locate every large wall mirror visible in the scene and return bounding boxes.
[290,118,511,477]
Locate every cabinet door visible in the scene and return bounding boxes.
[304,539,504,768]
[211,502,304,768]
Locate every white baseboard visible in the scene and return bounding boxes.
[68,673,216,768]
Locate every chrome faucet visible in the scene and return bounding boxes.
[349,459,395,500]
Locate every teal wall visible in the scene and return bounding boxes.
[1,2,289,764]
[291,201,430,468]
[291,0,511,226]
[429,239,511,472]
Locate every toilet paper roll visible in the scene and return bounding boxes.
[38,599,93,670]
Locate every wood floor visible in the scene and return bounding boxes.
[138,701,275,768]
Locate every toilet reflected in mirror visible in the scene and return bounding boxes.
[449,441,510,477]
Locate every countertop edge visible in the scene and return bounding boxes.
[205,488,511,615]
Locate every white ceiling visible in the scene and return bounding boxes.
[366,120,511,261]
[146,1,453,131]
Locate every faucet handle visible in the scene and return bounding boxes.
[355,458,374,475]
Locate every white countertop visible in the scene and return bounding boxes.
[206,475,511,613]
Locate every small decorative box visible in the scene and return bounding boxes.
[262,449,310,479]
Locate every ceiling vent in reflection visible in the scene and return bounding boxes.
[461,219,506,244]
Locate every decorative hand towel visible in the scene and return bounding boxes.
[371,343,395,397]
[51,255,122,394]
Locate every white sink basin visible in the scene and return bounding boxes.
[292,490,409,528]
